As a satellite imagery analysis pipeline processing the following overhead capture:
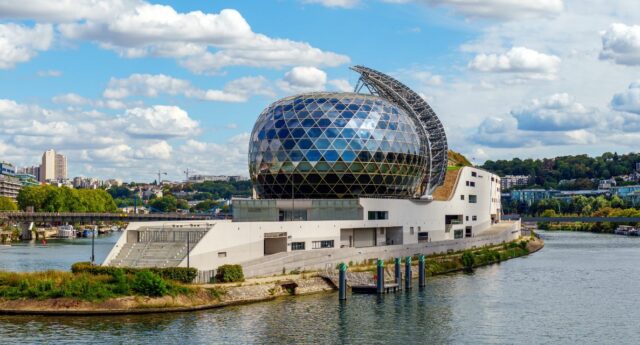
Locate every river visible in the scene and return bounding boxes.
[1,231,640,344]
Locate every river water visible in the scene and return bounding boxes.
[1,231,640,344]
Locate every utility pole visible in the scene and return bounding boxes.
[156,170,167,186]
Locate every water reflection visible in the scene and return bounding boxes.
[2,232,640,344]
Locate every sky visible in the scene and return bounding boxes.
[1,0,640,182]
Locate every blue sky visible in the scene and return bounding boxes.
[0,0,639,182]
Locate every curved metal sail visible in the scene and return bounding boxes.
[351,65,448,196]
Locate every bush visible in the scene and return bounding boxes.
[216,264,244,283]
[461,252,475,270]
[131,270,168,297]
[71,262,197,283]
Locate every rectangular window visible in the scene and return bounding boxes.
[472,215,477,221]
[465,181,470,186]
[312,240,334,249]
[466,216,469,221]
[410,227,415,235]
[368,211,389,220]
[218,252,227,258]
[454,229,464,239]
[469,195,477,203]
[470,181,475,187]
[291,242,305,251]
[460,195,464,200]
[471,171,477,177]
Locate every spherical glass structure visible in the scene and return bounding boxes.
[249,92,429,199]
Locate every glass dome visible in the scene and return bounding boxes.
[249,92,429,199]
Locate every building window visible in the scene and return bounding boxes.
[312,240,334,249]
[460,195,464,200]
[466,216,469,221]
[454,229,463,239]
[410,226,415,235]
[218,252,227,258]
[368,211,388,220]
[471,171,477,177]
[472,215,477,221]
[469,195,477,203]
[465,181,470,186]
[291,242,305,251]
[470,181,475,187]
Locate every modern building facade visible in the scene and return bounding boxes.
[104,66,515,277]
[0,162,21,200]
[500,175,531,191]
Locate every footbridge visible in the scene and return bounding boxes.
[0,211,216,224]
[505,215,640,223]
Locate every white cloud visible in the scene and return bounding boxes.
[277,66,328,93]
[37,70,62,77]
[600,23,640,66]
[386,0,563,19]
[135,141,172,160]
[0,23,52,68]
[304,0,360,8]
[122,105,199,139]
[52,93,91,106]
[329,79,353,92]
[469,47,561,80]
[511,93,598,131]
[611,81,640,114]
[103,73,273,102]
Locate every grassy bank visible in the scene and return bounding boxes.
[537,221,631,233]
[0,269,199,302]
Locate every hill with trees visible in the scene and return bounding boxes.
[481,152,640,190]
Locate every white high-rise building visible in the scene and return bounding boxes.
[40,149,67,182]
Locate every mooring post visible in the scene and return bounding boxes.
[394,257,401,290]
[376,259,384,294]
[419,255,426,288]
[339,263,348,301]
[405,256,412,290]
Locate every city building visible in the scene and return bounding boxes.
[611,185,640,198]
[598,178,617,190]
[0,162,21,200]
[509,189,558,205]
[104,66,517,276]
[39,149,67,182]
[500,175,531,191]
[188,175,249,183]
[19,166,40,181]
[15,173,39,187]
[0,161,16,176]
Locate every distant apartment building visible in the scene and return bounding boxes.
[19,166,40,180]
[73,177,101,189]
[188,175,249,183]
[598,178,617,190]
[500,175,531,191]
[40,149,67,182]
[508,189,558,205]
[0,161,21,200]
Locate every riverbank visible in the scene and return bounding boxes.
[0,236,543,316]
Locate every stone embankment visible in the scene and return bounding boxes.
[0,236,543,316]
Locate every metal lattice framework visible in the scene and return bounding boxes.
[351,65,448,196]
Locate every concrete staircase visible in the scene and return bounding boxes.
[109,242,189,268]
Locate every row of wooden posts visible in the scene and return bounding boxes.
[338,255,427,300]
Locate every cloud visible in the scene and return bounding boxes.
[329,79,353,92]
[37,70,62,77]
[121,105,199,139]
[468,47,561,80]
[600,23,640,66]
[611,81,640,114]
[277,66,328,93]
[102,73,273,102]
[0,23,52,68]
[511,93,598,131]
[385,0,563,20]
[304,0,360,8]
[52,93,128,109]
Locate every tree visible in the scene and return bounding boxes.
[149,195,178,212]
[16,185,117,212]
[0,196,17,211]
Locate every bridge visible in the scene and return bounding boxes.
[504,215,640,223]
[0,212,216,224]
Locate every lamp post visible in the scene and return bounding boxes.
[186,232,190,269]
[91,225,96,264]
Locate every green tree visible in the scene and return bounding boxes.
[0,196,17,211]
[149,195,178,212]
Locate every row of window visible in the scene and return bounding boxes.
[291,240,335,251]
[465,180,476,187]
[460,194,477,203]
[367,211,389,220]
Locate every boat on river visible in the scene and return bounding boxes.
[57,225,76,238]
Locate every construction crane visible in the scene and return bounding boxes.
[184,168,193,182]
[156,170,167,185]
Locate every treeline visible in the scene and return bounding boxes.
[17,186,118,212]
[482,152,640,190]
[505,195,633,216]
